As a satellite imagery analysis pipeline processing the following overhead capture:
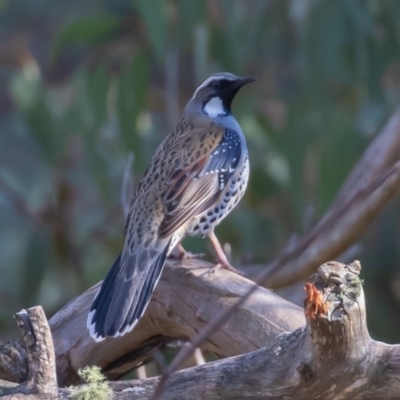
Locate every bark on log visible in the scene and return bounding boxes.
[5,260,400,400]
[0,341,27,384]
[0,307,57,399]
[140,261,400,400]
[52,259,304,386]
[88,260,400,399]
[0,260,304,387]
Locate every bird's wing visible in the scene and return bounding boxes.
[159,126,242,238]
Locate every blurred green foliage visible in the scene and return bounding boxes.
[1,0,400,346]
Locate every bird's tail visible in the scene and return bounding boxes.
[87,242,170,342]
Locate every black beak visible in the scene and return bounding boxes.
[233,76,256,89]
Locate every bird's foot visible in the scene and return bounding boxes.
[210,262,247,277]
[207,231,247,277]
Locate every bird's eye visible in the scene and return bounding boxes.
[211,81,221,90]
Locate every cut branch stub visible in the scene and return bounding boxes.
[300,260,371,386]
[308,260,370,362]
[1,307,58,398]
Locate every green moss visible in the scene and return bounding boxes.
[68,366,113,400]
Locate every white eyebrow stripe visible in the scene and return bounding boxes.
[191,77,215,99]
[191,75,235,99]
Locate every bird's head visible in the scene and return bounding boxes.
[189,72,255,118]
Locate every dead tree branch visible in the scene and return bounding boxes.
[263,161,400,289]
[333,105,400,206]
[87,261,400,400]
[260,106,400,289]
[5,261,400,400]
[0,261,304,387]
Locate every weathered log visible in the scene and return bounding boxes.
[6,260,400,400]
[0,259,304,387]
[4,261,400,399]
[52,259,304,386]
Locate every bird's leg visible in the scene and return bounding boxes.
[168,243,205,260]
[208,231,246,276]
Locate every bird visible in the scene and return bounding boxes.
[87,72,255,342]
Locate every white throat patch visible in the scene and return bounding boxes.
[203,97,226,118]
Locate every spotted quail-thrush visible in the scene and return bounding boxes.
[87,72,255,341]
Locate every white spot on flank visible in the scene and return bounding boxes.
[204,97,226,118]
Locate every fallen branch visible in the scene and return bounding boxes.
[263,106,400,288]
[6,261,400,400]
[333,105,400,206]
[93,261,400,400]
[264,160,400,288]
[0,261,304,387]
